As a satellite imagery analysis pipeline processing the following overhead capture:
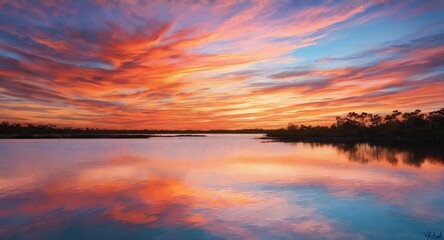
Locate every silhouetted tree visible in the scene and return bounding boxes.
[267,108,444,141]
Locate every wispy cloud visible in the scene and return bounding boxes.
[0,0,443,129]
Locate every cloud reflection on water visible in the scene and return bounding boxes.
[0,137,443,239]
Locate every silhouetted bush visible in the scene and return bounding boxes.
[267,108,444,141]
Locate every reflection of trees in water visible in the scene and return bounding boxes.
[305,142,444,167]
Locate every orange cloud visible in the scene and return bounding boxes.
[0,0,443,129]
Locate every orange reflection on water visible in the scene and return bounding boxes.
[0,138,443,239]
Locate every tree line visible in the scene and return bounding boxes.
[1,108,443,140]
[0,121,268,136]
[266,108,444,141]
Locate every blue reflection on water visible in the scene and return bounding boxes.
[0,135,443,239]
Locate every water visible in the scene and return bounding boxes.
[0,135,443,239]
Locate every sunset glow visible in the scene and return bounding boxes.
[1,138,443,239]
[1,1,443,129]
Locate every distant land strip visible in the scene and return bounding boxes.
[1,108,443,141]
[0,134,213,139]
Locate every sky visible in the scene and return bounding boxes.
[0,0,443,129]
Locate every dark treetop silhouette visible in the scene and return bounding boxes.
[1,109,443,141]
[266,108,444,142]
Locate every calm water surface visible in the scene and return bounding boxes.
[0,135,443,239]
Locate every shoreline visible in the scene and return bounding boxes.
[261,136,444,143]
[0,134,208,139]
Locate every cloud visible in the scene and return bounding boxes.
[0,0,443,128]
